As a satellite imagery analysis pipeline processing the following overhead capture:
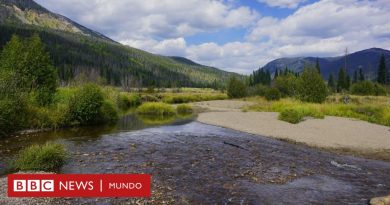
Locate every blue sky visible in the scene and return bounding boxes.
[35,0,390,74]
[185,0,319,45]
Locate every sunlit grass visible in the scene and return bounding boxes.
[162,93,227,103]
[245,95,390,126]
[136,102,175,116]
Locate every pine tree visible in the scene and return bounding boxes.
[298,68,328,103]
[24,34,58,105]
[265,70,271,85]
[274,69,279,80]
[359,68,365,81]
[353,70,358,83]
[328,73,335,91]
[377,54,387,84]
[346,74,351,90]
[337,68,347,92]
[316,58,321,74]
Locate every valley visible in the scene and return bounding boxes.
[0,0,389,205]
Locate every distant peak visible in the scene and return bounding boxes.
[0,0,47,12]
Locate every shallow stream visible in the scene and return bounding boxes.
[0,113,389,204]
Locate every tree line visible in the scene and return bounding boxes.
[230,54,388,103]
[0,25,233,89]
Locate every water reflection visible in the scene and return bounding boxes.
[0,112,195,174]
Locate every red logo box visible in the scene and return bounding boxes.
[8,174,151,197]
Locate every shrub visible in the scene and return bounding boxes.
[274,73,299,97]
[351,81,375,95]
[13,143,66,171]
[66,84,105,125]
[351,81,387,96]
[279,109,304,124]
[136,102,175,116]
[227,76,247,98]
[99,101,119,122]
[0,97,28,137]
[264,87,281,101]
[117,94,141,110]
[278,106,324,124]
[176,104,193,115]
[298,68,328,103]
[373,83,387,96]
[247,84,268,97]
[26,105,66,129]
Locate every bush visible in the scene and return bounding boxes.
[13,143,66,172]
[351,81,387,96]
[278,106,324,124]
[373,83,387,96]
[298,68,328,103]
[66,84,105,125]
[136,102,175,116]
[227,76,247,98]
[117,94,141,110]
[279,109,304,124]
[247,84,268,97]
[176,104,193,115]
[0,97,28,137]
[100,101,119,122]
[351,81,375,95]
[265,87,281,101]
[274,73,299,97]
[26,105,67,129]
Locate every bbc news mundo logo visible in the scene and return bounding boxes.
[8,174,151,197]
[14,180,54,192]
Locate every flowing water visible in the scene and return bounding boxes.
[0,113,389,204]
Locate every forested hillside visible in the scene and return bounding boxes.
[259,48,390,80]
[0,0,239,88]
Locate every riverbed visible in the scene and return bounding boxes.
[0,113,389,204]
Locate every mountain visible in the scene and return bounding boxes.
[0,0,240,88]
[260,48,390,80]
[0,0,112,41]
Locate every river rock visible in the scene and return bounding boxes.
[371,195,390,205]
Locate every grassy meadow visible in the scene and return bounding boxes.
[244,95,390,126]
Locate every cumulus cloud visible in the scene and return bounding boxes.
[35,0,390,74]
[121,37,187,56]
[248,0,390,57]
[257,0,306,9]
[35,0,259,40]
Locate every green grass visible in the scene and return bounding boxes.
[245,95,389,126]
[136,102,175,116]
[13,143,67,172]
[278,107,324,124]
[279,109,304,124]
[162,93,227,104]
[176,104,193,115]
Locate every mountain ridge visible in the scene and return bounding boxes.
[0,0,240,88]
[260,48,390,80]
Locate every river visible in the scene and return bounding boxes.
[0,113,389,204]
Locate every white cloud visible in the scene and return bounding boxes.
[248,0,390,57]
[35,0,390,74]
[35,0,259,40]
[121,37,187,56]
[257,0,306,9]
